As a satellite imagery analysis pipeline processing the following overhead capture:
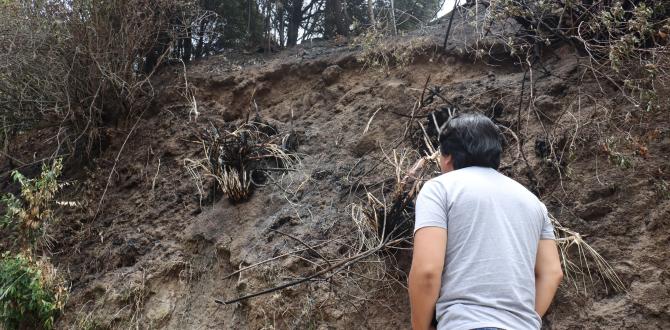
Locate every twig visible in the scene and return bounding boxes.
[497,124,522,170]
[442,0,460,49]
[93,108,147,220]
[214,238,403,305]
[0,154,71,180]
[215,248,373,305]
[400,75,432,141]
[270,229,332,267]
[363,107,383,135]
[151,157,161,192]
[223,240,333,280]
[427,86,456,108]
[0,150,26,166]
[419,74,431,108]
[389,0,397,36]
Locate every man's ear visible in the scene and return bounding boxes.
[439,154,453,173]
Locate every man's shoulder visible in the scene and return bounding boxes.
[428,167,499,185]
[428,167,542,203]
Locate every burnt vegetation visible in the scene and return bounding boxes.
[0,0,443,163]
[0,0,668,328]
[186,118,299,204]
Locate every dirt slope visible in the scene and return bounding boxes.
[1,13,669,330]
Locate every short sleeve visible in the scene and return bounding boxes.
[540,203,556,240]
[414,180,448,234]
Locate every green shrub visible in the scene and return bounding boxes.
[0,253,67,330]
[0,159,69,329]
[1,159,63,249]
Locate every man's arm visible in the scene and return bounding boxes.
[409,227,447,330]
[535,239,563,317]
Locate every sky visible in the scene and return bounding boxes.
[437,0,459,19]
[294,0,460,44]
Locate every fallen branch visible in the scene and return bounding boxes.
[93,108,147,220]
[214,237,404,305]
[271,229,332,267]
[442,0,461,49]
[223,240,333,280]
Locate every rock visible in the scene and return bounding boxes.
[534,94,561,121]
[145,289,176,321]
[575,202,613,221]
[535,95,559,113]
[321,65,343,85]
[329,308,344,319]
[350,135,377,157]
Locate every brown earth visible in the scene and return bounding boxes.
[1,13,669,330]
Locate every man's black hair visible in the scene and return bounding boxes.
[438,112,503,170]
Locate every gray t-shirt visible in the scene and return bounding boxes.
[414,166,555,330]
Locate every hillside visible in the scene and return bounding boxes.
[2,7,669,330]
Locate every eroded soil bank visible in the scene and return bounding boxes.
[2,16,669,330]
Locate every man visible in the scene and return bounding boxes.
[408,113,563,330]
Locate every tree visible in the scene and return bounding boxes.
[287,0,304,46]
[324,0,349,37]
[394,0,441,29]
[195,0,265,53]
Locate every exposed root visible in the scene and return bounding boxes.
[552,216,627,294]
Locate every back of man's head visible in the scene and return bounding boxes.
[438,112,502,170]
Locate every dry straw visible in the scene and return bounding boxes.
[185,120,299,204]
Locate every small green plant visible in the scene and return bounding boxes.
[609,153,633,169]
[1,159,63,249]
[0,252,67,329]
[654,179,670,200]
[602,137,633,169]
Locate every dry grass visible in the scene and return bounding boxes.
[552,216,627,294]
[348,144,627,297]
[185,120,299,204]
[0,1,204,158]
[455,0,670,110]
[352,27,435,73]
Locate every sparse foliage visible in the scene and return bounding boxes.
[472,0,669,110]
[0,0,260,159]
[1,159,63,250]
[0,1,187,157]
[0,159,70,329]
[353,27,432,72]
[552,217,626,294]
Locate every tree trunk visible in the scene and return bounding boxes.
[287,0,303,46]
[247,0,252,34]
[325,0,349,38]
[265,0,271,54]
[278,1,286,48]
[194,19,207,59]
[182,26,192,63]
[389,0,397,36]
[368,0,376,29]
